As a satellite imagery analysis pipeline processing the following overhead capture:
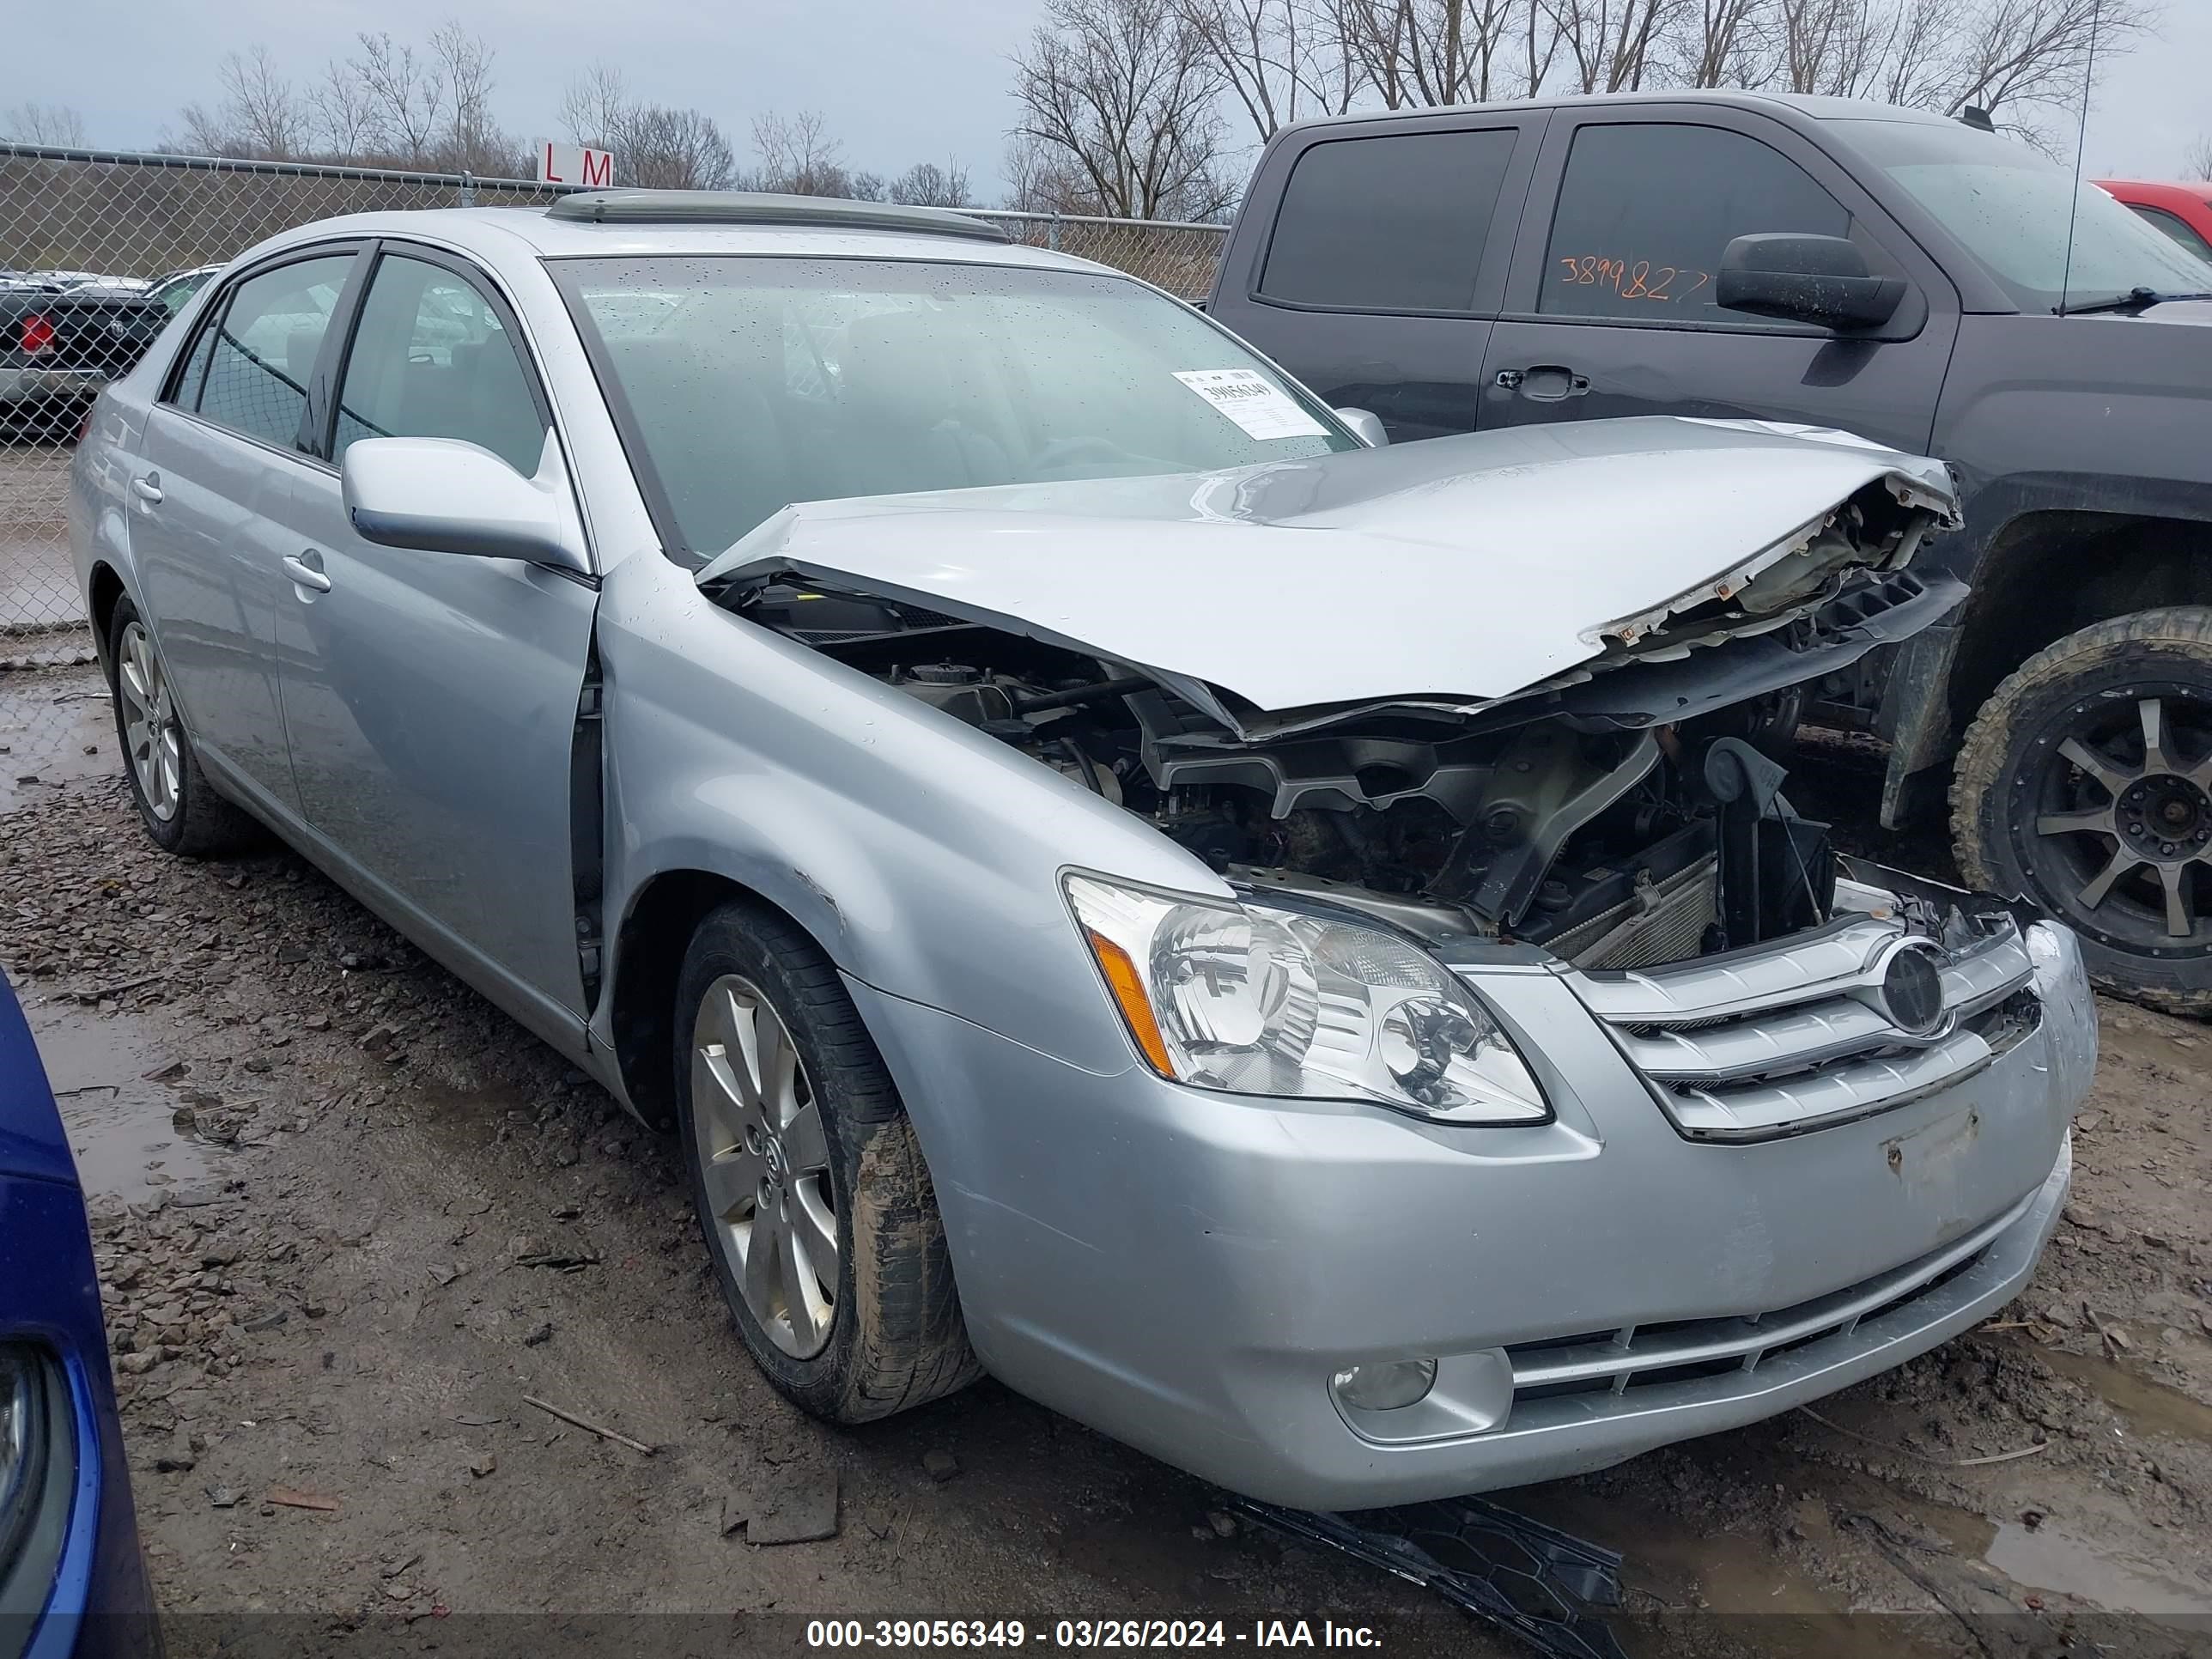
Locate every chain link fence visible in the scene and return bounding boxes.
[1,143,1228,634]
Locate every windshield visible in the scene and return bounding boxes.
[1841,118,2212,310]
[550,255,1357,562]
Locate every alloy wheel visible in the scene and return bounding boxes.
[2030,691,2212,946]
[116,620,181,823]
[689,974,840,1358]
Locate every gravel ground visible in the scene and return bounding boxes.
[5,663,2212,1658]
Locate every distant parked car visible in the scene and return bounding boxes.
[0,282,168,440]
[0,969,160,1658]
[142,267,220,316]
[2098,179,2212,266]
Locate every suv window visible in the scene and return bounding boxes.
[334,254,547,477]
[1540,124,1850,324]
[1260,130,1516,312]
[188,255,355,448]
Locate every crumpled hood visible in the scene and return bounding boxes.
[698,416,1957,715]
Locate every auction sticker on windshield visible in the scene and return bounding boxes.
[1174,368,1328,440]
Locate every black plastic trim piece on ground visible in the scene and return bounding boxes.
[1228,1495,1630,1659]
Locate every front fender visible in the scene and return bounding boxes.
[591,550,1221,1083]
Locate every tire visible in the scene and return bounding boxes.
[674,899,980,1423]
[1952,605,2212,1015]
[106,596,262,859]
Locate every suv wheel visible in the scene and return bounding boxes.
[674,900,980,1421]
[106,596,261,858]
[1954,606,2212,1013]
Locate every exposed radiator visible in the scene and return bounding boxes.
[1549,852,1719,971]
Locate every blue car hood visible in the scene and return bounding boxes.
[0,972,76,1188]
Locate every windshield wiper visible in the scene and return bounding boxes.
[2056,286,2212,315]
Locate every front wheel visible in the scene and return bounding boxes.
[1953,606,2212,1013]
[674,900,980,1422]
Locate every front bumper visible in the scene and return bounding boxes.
[853,910,2092,1510]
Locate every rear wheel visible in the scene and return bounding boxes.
[1953,606,2212,1013]
[106,596,260,859]
[674,900,979,1422]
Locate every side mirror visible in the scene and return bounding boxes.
[1333,406,1389,448]
[341,432,590,576]
[1716,234,1905,331]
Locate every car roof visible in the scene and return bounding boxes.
[239,204,1113,285]
[1273,88,1960,137]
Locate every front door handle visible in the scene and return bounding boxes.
[130,472,162,504]
[1511,365,1591,403]
[282,550,332,593]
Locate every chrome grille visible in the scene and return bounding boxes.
[1569,910,2038,1141]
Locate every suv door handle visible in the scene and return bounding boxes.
[1510,365,1591,402]
[282,550,332,593]
[130,472,162,504]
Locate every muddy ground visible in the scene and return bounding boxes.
[4,661,2211,1658]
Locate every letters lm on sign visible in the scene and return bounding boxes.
[538,143,614,186]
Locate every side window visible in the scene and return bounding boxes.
[2126,204,2212,266]
[1540,125,1852,325]
[333,254,547,477]
[188,255,354,447]
[1259,129,1517,312]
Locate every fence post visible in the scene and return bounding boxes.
[459,169,476,207]
[1048,212,1060,252]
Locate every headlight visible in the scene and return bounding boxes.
[1066,873,1547,1124]
[0,1343,64,1588]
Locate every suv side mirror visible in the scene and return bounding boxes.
[342,433,590,577]
[1716,233,1905,331]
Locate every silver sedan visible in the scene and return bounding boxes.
[70,191,2093,1508]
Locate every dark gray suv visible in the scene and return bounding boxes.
[1209,91,2212,1010]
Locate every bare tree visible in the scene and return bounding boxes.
[177,47,313,160]
[1675,0,1770,85]
[429,21,520,173]
[1938,0,2155,137]
[750,110,857,195]
[2186,134,2212,181]
[310,60,380,158]
[1178,0,1360,138]
[626,106,738,190]
[349,31,448,162]
[1003,135,1099,211]
[1012,0,1236,220]
[0,102,88,146]
[1541,0,1685,93]
[559,62,633,154]
[890,160,975,205]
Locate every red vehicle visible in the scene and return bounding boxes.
[2098,179,2212,265]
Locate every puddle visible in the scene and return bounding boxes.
[2021,1339,2212,1447]
[0,666,112,811]
[22,1001,226,1203]
[1510,1484,1939,1659]
[1980,1516,2212,1615]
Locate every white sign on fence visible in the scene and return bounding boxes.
[538,143,614,187]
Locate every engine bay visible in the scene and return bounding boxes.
[742,589,1843,972]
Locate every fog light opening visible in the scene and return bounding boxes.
[1331,1357,1439,1412]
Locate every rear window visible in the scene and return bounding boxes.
[1259,130,1516,312]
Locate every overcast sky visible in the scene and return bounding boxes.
[9,0,2209,193]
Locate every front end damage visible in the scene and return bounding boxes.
[693,421,2094,1505]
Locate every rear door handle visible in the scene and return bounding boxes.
[282,550,332,593]
[130,472,162,504]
